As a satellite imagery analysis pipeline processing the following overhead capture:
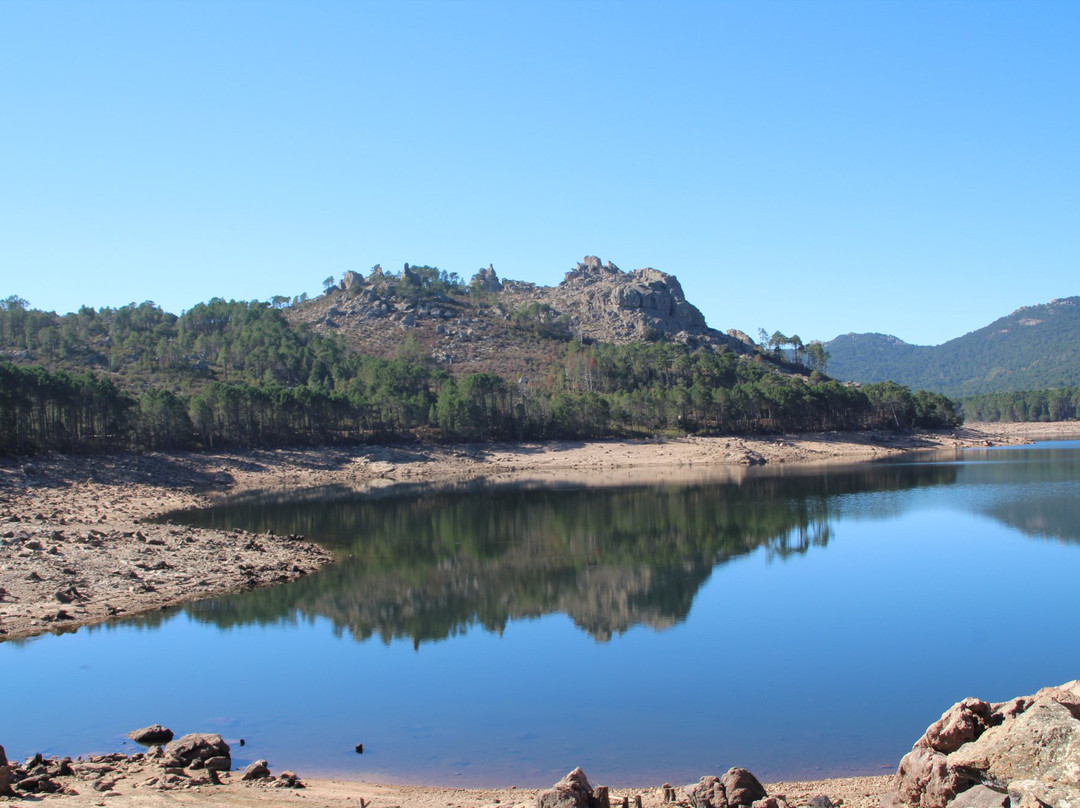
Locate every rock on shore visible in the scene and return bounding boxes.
[0,737,302,797]
[537,767,834,808]
[882,680,1080,808]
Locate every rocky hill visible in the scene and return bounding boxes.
[289,256,750,380]
[9,255,967,454]
[824,297,1080,396]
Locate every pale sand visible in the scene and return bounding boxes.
[1,766,897,808]
[2,421,1078,806]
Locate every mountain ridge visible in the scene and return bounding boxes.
[825,296,1080,396]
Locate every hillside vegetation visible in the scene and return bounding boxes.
[0,259,959,455]
[825,297,1080,397]
[960,386,1080,423]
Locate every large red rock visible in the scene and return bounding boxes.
[127,723,174,744]
[921,698,991,754]
[685,768,769,808]
[537,767,598,808]
[162,733,231,768]
[0,744,15,797]
[883,681,1080,808]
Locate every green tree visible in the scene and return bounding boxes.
[805,341,829,374]
[864,381,916,429]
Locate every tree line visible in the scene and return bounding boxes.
[2,349,961,456]
[1,294,963,455]
[960,387,1080,422]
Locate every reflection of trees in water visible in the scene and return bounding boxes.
[163,464,959,644]
[988,492,1080,542]
[954,450,1080,543]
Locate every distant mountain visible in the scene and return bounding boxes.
[825,297,1080,396]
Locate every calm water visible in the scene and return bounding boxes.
[3,441,1080,787]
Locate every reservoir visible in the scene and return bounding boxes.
[3,441,1080,787]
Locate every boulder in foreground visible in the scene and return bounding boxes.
[538,767,601,808]
[163,733,231,769]
[883,680,1080,808]
[537,766,782,808]
[0,744,14,797]
[685,768,770,808]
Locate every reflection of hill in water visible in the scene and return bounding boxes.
[163,464,960,644]
[952,448,1080,542]
[989,494,1080,542]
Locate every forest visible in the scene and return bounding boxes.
[0,295,961,455]
[824,296,1080,397]
[960,387,1080,422]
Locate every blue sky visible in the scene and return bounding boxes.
[2,0,1077,346]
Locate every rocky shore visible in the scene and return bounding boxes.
[4,678,1078,806]
[0,452,334,643]
[0,732,892,807]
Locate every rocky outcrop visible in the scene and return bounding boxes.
[290,255,749,381]
[727,329,756,346]
[472,264,503,293]
[883,680,1080,808]
[537,256,717,345]
[341,270,365,291]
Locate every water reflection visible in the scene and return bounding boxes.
[885,442,1080,542]
[164,463,963,644]
[8,443,1080,786]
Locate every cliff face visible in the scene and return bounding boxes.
[289,256,745,380]
[500,255,713,344]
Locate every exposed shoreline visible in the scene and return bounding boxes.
[0,755,898,808]
[3,421,1079,806]
[4,420,1078,643]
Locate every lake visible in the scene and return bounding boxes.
[3,440,1080,788]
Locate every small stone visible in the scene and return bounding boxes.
[274,770,303,788]
[242,760,271,781]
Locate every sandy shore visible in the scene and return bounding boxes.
[0,753,896,808]
[2,421,1078,806]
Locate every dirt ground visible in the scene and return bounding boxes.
[2,422,1040,644]
[0,748,894,808]
[2,421,1078,807]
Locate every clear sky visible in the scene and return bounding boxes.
[2,0,1077,347]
